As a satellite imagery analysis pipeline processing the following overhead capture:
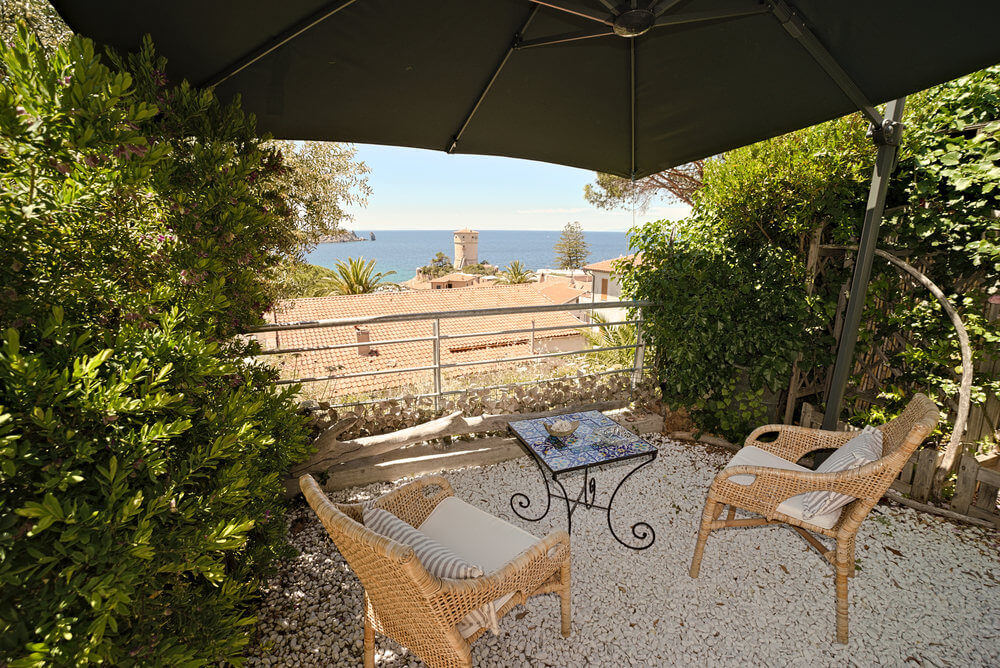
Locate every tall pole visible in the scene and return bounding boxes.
[822,98,906,430]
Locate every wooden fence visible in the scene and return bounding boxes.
[786,241,999,448]
[801,402,999,528]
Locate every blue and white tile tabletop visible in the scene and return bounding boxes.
[508,410,656,474]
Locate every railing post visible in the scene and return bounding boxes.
[631,307,645,390]
[432,318,442,411]
[530,319,535,355]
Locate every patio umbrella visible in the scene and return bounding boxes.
[53,0,1000,423]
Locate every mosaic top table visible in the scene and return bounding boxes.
[507,410,658,550]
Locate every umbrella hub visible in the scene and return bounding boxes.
[613,8,655,38]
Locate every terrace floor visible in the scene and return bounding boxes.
[248,436,1000,667]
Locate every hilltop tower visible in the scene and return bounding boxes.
[453,229,478,269]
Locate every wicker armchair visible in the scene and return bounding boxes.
[689,393,939,643]
[300,474,571,668]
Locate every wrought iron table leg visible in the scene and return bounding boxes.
[510,451,552,522]
[605,454,657,550]
[551,475,574,534]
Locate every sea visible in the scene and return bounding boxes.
[306,229,630,282]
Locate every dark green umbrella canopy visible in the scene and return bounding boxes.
[52,0,1000,178]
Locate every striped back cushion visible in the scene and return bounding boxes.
[363,506,483,579]
[801,426,883,519]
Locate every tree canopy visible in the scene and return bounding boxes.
[499,260,535,284]
[325,257,397,294]
[267,140,371,248]
[584,161,704,211]
[553,221,590,270]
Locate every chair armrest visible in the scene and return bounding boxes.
[745,424,857,462]
[712,460,888,517]
[373,475,455,527]
[430,530,571,625]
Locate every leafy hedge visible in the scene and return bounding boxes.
[623,66,999,441]
[0,29,311,665]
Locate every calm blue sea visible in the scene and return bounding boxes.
[306,229,630,282]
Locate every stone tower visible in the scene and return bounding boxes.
[453,229,478,269]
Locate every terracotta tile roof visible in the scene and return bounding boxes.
[582,254,639,273]
[533,282,587,304]
[257,285,585,398]
[454,228,477,233]
[430,272,477,284]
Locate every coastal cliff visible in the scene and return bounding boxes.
[317,230,365,243]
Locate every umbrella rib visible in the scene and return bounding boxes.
[653,6,769,28]
[447,6,541,153]
[199,0,360,89]
[652,0,686,18]
[596,0,620,14]
[527,0,614,26]
[767,0,883,127]
[516,29,615,49]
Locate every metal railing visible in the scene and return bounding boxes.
[248,299,649,409]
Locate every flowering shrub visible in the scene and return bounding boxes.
[0,28,311,665]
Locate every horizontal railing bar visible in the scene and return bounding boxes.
[315,368,635,410]
[438,344,638,369]
[255,320,637,356]
[271,344,636,387]
[273,364,435,385]
[255,335,437,356]
[441,319,638,341]
[249,300,648,333]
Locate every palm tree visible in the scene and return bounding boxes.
[499,260,535,284]
[581,311,638,369]
[325,257,397,295]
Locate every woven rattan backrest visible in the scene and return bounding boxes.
[838,393,939,535]
[299,476,458,656]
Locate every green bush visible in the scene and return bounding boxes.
[0,28,311,665]
[623,67,1000,441]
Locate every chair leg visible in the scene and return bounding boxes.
[834,539,853,644]
[559,561,572,638]
[363,615,375,668]
[726,505,736,521]
[689,497,719,578]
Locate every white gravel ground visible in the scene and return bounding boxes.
[248,435,1000,667]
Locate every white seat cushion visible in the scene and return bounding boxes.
[723,446,843,530]
[419,497,541,638]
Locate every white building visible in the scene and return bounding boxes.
[581,255,638,322]
[453,229,478,269]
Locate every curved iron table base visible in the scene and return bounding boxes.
[510,452,657,550]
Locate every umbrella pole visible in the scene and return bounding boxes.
[821,98,906,429]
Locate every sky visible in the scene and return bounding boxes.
[344,143,691,232]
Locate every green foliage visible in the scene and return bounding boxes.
[554,221,590,270]
[460,262,495,276]
[0,28,312,665]
[277,262,343,298]
[325,257,397,295]
[499,260,534,284]
[0,0,71,50]
[623,66,1000,440]
[267,140,371,247]
[580,312,638,369]
[621,225,820,437]
[419,251,454,278]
